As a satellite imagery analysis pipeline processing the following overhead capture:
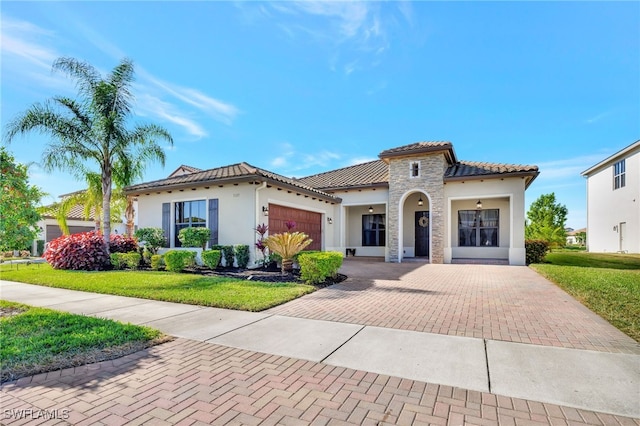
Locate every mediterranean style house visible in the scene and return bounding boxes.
[125,142,539,265]
[581,140,640,253]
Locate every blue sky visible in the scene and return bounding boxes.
[2,1,638,229]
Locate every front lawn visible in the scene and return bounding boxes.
[0,300,168,383]
[0,264,315,311]
[530,252,640,342]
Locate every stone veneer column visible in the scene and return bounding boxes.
[387,154,446,263]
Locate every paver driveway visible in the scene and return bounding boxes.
[267,260,640,354]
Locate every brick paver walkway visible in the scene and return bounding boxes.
[267,261,640,354]
[2,339,638,426]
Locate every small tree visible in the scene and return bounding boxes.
[264,231,312,274]
[255,223,269,267]
[0,147,44,251]
[525,193,568,249]
[135,227,166,254]
[178,227,211,249]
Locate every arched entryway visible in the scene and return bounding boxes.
[398,190,431,262]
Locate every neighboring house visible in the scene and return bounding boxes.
[34,199,128,254]
[566,228,586,246]
[581,140,640,253]
[125,141,539,265]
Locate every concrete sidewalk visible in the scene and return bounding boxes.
[1,280,638,419]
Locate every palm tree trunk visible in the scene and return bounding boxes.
[102,167,112,248]
[125,196,135,237]
[281,258,293,274]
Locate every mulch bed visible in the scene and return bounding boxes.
[183,265,347,288]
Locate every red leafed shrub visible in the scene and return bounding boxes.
[109,234,138,253]
[44,231,110,270]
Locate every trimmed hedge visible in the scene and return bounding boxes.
[221,245,235,268]
[110,252,141,270]
[164,250,196,272]
[150,254,165,271]
[202,250,222,270]
[178,227,210,249]
[298,251,343,285]
[525,239,549,265]
[234,245,250,269]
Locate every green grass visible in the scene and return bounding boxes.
[530,252,640,342]
[0,264,315,311]
[0,300,168,383]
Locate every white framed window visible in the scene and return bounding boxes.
[410,161,420,178]
[614,159,625,190]
[174,200,206,246]
[458,209,499,247]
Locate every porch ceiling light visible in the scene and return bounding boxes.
[418,196,424,206]
[368,206,374,213]
[476,200,483,209]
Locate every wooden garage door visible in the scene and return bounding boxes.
[46,225,95,242]
[268,204,322,251]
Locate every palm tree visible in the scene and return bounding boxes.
[4,57,173,246]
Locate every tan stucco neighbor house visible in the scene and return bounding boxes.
[125,141,539,266]
[581,140,640,253]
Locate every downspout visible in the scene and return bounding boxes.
[255,182,268,266]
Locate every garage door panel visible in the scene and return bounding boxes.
[268,204,322,251]
[46,225,96,242]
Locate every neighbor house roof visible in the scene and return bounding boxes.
[296,160,389,190]
[581,140,640,177]
[124,162,341,203]
[41,203,96,221]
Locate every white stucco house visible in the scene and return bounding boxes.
[125,141,539,265]
[581,140,640,253]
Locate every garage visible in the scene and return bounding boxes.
[268,204,322,251]
[46,225,95,243]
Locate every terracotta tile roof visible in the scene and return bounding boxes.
[445,161,539,178]
[125,162,341,202]
[297,160,389,190]
[379,141,456,162]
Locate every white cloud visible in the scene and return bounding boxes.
[347,156,377,166]
[535,153,610,181]
[268,144,341,174]
[136,94,207,139]
[584,111,613,124]
[257,1,409,74]
[140,71,240,126]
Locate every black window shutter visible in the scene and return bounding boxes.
[162,202,170,247]
[208,199,219,248]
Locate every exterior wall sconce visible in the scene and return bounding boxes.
[327,217,333,224]
[613,225,618,232]
[368,206,374,213]
[418,196,424,206]
[262,206,269,216]
[476,200,483,209]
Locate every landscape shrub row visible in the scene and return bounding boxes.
[44,232,110,270]
[211,244,250,268]
[110,252,142,270]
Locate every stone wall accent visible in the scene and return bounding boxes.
[387,154,446,263]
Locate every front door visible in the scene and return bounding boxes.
[415,211,429,257]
